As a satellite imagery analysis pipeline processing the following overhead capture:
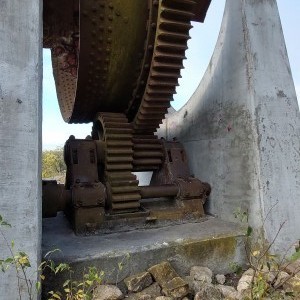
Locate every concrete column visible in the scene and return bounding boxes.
[161,0,300,254]
[0,0,42,298]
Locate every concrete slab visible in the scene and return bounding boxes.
[42,214,246,295]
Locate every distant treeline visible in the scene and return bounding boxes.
[42,147,66,179]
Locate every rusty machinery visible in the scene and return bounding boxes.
[42,0,212,234]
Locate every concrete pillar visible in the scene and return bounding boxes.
[160,0,300,254]
[0,0,42,298]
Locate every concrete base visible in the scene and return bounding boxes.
[42,213,246,295]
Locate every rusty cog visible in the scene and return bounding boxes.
[93,113,141,213]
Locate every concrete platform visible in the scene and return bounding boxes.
[42,214,246,295]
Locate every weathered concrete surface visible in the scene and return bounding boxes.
[159,0,300,254]
[42,214,246,296]
[0,0,42,298]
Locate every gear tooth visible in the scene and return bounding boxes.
[96,113,141,213]
[132,0,194,133]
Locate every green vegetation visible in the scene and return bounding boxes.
[0,214,104,299]
[42,147,66,179]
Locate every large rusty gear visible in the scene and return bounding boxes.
[93,113,141,213]
[47,0,197,131]
[132,0,196,134]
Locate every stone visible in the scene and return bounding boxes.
[236,269,254,293]
[162,276,189,299]
[148,262,179,285]
[215,274,226,285]
[148,262,188,299]
[93,284,123,300]
[217,284,238,299]
[274,271,290,287]
[126,283,162,300]
[236,289,251,300]
[137,296,151,300]
[283,258,300,275]
[190,266,213,284]
[193,284,223,300]
[191,280,203,294]
[183,275,194,295]
[124,271,153,292]
[283,273,300,293]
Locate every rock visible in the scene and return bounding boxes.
[183,275,194,295]
[236,288,251,300]
[283,258,300,275]
[236,269,253,293]
[217,284,238,299]
[242,268,254,276]
[148,261,178,285]
[190,266,212,284]
[93,284,123,300]
[283,273,300,293]
[126,283,162,300]
[215,274,226,285]
[274,271,290,287]
[193,284,223,300]
[162,276,189,299]
[148,262,188,299]
[191,280,203,294]
[137,296,151,300]
[260,265,276,283]
[124,271,153,292]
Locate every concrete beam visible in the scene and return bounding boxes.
[0,0,42,298]
[160,0,300,254]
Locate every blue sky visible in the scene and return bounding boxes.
[43,0,299,149]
